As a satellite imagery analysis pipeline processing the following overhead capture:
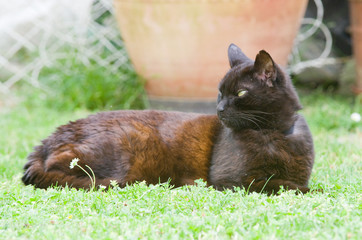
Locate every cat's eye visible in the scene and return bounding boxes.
[237,89,247,97]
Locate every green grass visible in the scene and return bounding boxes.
[17,57,147,111]
[0,91,361,239]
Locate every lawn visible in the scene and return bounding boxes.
[0,90,361,239]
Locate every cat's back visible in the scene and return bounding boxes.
[50,110,220,143]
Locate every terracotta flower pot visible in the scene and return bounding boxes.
[114,0,308,100]
[349,0,362,94]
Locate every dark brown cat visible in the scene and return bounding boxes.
[22,44,314,194]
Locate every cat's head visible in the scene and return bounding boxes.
[217,44,302,131]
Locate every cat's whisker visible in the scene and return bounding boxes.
[247,115,273,124]
[230,114,263,130]
[241,111,276,121]
[234,112,274,126]
[243,110,275,115]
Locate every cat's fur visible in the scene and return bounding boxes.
[22,44,314,194]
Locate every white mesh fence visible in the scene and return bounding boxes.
[0,0,129,94]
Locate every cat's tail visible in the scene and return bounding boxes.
[21,145,116,189]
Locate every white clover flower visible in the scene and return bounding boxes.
[351,112,361,122]
[98,185,106,190]
[110,180,118,187]
[69,158,80,169]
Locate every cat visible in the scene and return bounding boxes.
[22,44,314,194]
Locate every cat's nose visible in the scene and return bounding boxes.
[217,102,225,112]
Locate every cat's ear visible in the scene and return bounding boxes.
[253,50,277,87]
[228,43,250,68]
